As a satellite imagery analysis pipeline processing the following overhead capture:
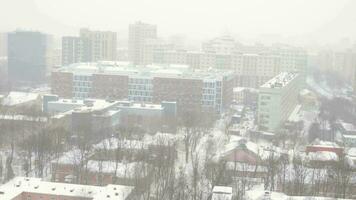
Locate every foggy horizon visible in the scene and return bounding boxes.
[1,0,356,46]
[1,1,356,200]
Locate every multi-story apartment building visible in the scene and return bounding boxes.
[62,28,117,65]
[152,50,283,88]
[7,31,50,85]
[143,38,174,65]
[51,62,234,115]
[0,57,7,91]
[128,21,157,65]
[80,28,117,61]
[257,72,301,132]
[271,45,308,74]
[235,53,281,88]
[0,32,7,57]
[148,40,307,89]
[202,35,240,54]
[61,36,90,66]
[317,49,356,92]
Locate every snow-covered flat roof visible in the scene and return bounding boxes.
[212,186,232,194]
[94,138,149,150]
[0,177,133,200]
[0,114,47,122]
[307,151,338,162]
[212,186,233,200]
[2,92,39,106]
[340,122,356,132]
[55,62,233,80]
[288,104,302,122]
[343,134,356,139]
[246,184,353,200]
[260,72,298,89]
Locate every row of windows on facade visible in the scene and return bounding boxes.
[73,87,90,93]
[73,81,91,87]
[72,75,225,88]
[74,92,89,98]
[74,75,91,81]
[129,84,152,90]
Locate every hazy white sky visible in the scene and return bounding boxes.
[1,0,355,44]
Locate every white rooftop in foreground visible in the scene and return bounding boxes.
[260,72,298,89]
[0,177,133,200]
[212,186,232,200]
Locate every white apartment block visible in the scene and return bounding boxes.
[257,72,301,132]
[128,21,157,65]
[80,28,117,62]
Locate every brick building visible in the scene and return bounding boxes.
[51,62,234,115]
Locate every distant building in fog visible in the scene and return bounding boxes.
[128,21,157,65]
[0,32,7,57]
[51,62,234,115]
[317,49,356,93]
[62,36,89,66]
[257,72,301,132]
[202,35,240,54]
[7,31,50,85]
[0,57,7,91]
[80,28,117,62]
[62,28,117,66]
[151,44,307,88]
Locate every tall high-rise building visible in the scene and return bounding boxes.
[8,31,49,85]
[79,28,117,62]
[62,36,90,66]
[128,21,157,65]
[0,32,7,57]
[62,28,117,66]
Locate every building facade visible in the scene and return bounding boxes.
[62,28,117,66]
[257,72,301,132]
[151,47,306,88]
[51,62,234,115]
[0,32,7,57]
[8,31,49,85]
[128,21,157,65]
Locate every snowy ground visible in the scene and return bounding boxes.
[245,184,353,200]
[306,76,353,100]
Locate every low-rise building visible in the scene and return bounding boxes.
[44,96,177,133]
[0,177,133,200]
